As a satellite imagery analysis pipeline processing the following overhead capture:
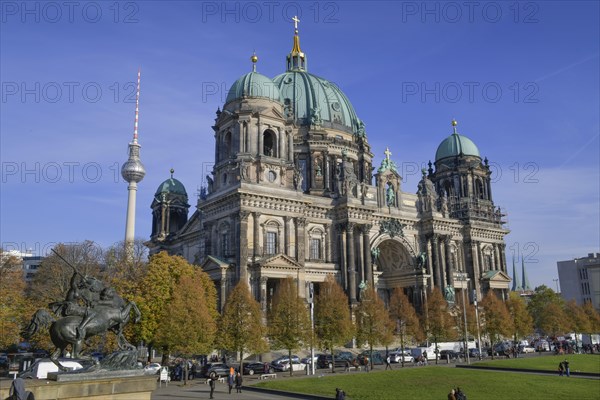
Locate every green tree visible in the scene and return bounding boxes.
[218,281,268,374]
[314,276,354,372]
[155,271,217,385]
[538,302,569,337]
[0,251,31,350]
[425,288,456,364]
[481,291,512,359]
[506,292,534,344]
[268,277,311,376]
[355,287,394,370]
[136,251,218,363]
[527,285,564,334]
[388,287,422,367]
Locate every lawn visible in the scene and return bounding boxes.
[474,354,600,374]
[255,367,600,400]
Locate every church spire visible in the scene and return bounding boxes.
[511,255,522,291]
[521,257,532,291]
[286,15,307,71]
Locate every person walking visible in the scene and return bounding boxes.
[385,354,392,370]
[235,371,243,393]
[563,360,570,377]
[227,371,235,394]
[558,361,564,376]
[448,388,457,400]
[209,376,217,399]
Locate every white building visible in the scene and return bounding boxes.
[557,253,600,311]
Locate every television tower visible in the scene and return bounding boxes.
[121,68,146,247]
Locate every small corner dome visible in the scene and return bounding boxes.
[155,177,187,197]
[225,72,281,104]
[435,132,481,162]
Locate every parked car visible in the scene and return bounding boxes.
[271,360,306,372]
[521,346,536,354]
[144,362,161,374]
[389,351,414,363]
[243,362,272,375]
[357,351,384,366]
[439,350,460,360]
[18,358,92,379]
[300,354,321,367]
[271,355,299,366]
[316,354,350,369]
[200,362,231,379]
[468,348,482,358]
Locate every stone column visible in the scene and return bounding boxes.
[499,243,507,273]
[287,130,294,161]
[324,224,331,262]
[238,211,250,280]
[220,270,228,313]
[284,216,290,257]
[253,212,261,260]
[278,127,284,159]
[295,217,306,263]
[471,240,481,301]
[445,238,453,286]
[346,223,357,302]
[260,276,268,313]
[493,243,500,271]
[323,151,330,191]
[426,238,434,289]
[362,224,373,287]
[257,121,263,155]
[439,239,447,290]
[338,223,347,289]
[432,235,442,289]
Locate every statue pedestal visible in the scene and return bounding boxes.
[0,374,157,400]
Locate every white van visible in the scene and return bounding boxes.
[19,358,88,379]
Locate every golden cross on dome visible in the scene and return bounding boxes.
[292,15,300,31]
[384,147,392,160]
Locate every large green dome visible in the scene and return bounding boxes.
[226,71,281,104]
[435,132,480,161]
[155,177,187,197]
[273,70,361,134]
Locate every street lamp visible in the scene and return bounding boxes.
[307,282,315,376]
[455,272,470,365]
[473,294,482,360]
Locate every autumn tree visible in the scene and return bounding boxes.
[136,251,218,363]
[268,277,311,376]
[539,302,569,337]
[27,241,104,309]
[565,300,591,350]
[314,276,354,372]
[0,251,30,349]
[480,291,512,359]
[218,281,267,374]
[355,287,394,370]
[425,288,456,364]
[506,292,534,344]
[582,302,600,333]
[388,287,422,367]
[155,271,217,384]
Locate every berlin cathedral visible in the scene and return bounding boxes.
[146,22,510,313]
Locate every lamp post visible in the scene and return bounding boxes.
[455,272,470,365]
[474,296,482,360]
[308,282,315,375]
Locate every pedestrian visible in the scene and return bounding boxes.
[209,376,216,399]
[448,388,456,400]
[227,371,235,394]
[455,387,467,400]
[563,360,570,377]
[344,359,350,372]
[558,361,564,376]
[335,387,346,400]
[385,354,392,370]
[235,371,243,393]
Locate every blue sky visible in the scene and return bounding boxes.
[1,1,598,290]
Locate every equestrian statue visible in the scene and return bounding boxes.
[22,250,141,363]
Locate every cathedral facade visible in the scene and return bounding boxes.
[147,24,510,313]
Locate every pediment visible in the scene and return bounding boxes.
[261,254,302,269]
[481,270,511,282]
[201,255,231,272]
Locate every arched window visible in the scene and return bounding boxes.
[263,129,276,157]
[223,131,232,159]
[476,179,485,199]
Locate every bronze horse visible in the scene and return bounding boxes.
[23,300,140,360]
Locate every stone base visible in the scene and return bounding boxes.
[0,375,157,400]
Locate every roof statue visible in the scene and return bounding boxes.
[377,147,399,173]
